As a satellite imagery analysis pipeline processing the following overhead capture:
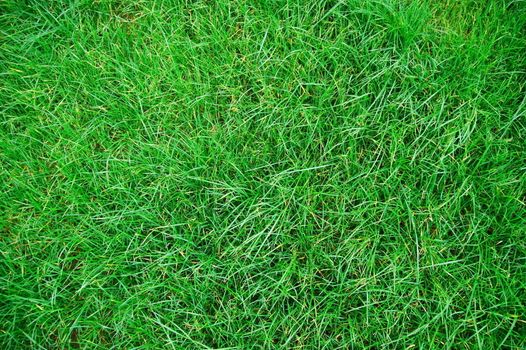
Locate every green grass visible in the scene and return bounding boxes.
[1,0,525,348]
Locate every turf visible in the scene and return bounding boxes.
[1,0,525,349]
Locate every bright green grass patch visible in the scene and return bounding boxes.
[1,0,525,349]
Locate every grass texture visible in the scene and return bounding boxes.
[1,0,525,349]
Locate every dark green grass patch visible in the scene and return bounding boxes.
[1,0,525,348]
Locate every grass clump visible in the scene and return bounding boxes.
[1,0,525,348]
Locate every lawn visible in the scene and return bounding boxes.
[1,0,525,348]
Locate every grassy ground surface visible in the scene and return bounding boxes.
[1,0,525,349]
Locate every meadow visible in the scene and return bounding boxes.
[1,0,525,348]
